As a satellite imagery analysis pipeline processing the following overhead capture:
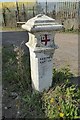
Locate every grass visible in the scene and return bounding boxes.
[2,45,80,119]
[0,26,24,32]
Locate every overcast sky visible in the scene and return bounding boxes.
[0,0,79,2]
[38,0,75,1]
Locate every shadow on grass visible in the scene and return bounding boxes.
[52,67,80,87]
[2,45,46,119]
[70,76,80,87]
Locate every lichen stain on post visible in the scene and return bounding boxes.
[22,14,63,92]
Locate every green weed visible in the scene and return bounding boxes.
[42,83,80,119]
[2,45,80,119]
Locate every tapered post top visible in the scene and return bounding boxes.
[22,14,63,33]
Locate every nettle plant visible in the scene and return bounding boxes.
[42,68,80,119]
[43,84,80,119]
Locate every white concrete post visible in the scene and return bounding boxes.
[22,14,63,92]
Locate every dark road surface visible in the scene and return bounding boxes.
[2,31,29,46]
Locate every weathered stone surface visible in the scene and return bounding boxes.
[22,14,63,92]
[22,14,63,32]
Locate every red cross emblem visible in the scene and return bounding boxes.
[41,34,50,45]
